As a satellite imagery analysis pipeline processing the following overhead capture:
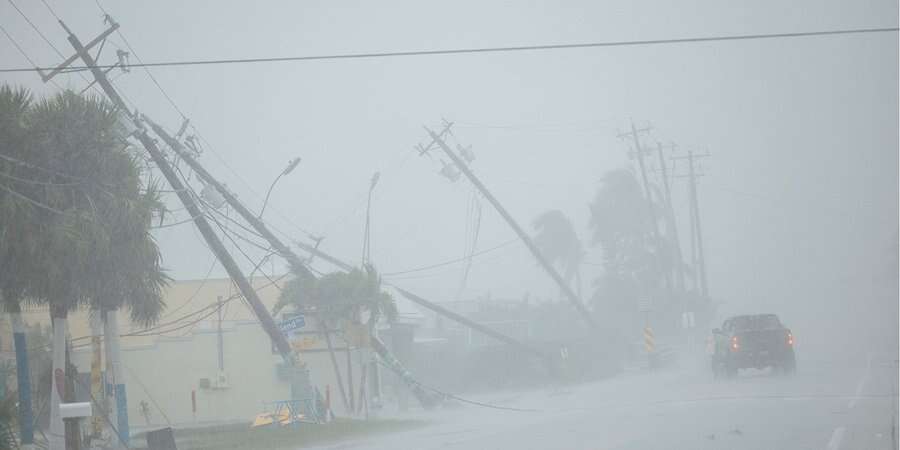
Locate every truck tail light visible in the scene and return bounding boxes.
[730,336,739,351]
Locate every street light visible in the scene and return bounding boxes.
[361,171,380,265]
[259,157,301,219]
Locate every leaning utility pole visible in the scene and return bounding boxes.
[50,19,313,416]
[673,151,710,297]
[147,121,445,407]
[421,125,597,331]
[147,120,314,279]
[149,121,551,367]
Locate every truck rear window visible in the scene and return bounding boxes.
[733,315,782,330]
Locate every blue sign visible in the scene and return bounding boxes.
[278,315,306,333]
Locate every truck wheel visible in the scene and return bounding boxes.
[774,355,796,376]
[783,354,796,375]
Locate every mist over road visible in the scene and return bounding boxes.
[311,347,898,450]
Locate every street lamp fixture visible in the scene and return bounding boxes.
[259,157,301,219]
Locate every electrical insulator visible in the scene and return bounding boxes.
[458,144,475,164]
[201,183,227,209]
[439,160,461,182]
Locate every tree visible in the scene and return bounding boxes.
[275,265,397,331]
[0,88,167,448]
[0,84,39,447]
[587,169,664,347]
[532,210,585,297]
[275,266,420,414]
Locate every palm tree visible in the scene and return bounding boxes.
[85,177,167,445]
[0,84,38,448]
[275,266,397,414]
[532,210,585,298]
[587,169,661,329]
[276,266,439,411]
[15,90,167,448]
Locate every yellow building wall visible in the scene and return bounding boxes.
[10,276,365,427]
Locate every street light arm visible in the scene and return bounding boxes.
[259,171,285,219]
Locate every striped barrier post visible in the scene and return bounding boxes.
[644,327,659,369]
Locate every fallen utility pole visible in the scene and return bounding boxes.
[293,241,551,363]
[423,126,598,331]
[52,20,310,404]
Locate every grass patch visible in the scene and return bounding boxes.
[135,418,426,450]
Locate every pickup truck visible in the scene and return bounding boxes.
[710,314,796,377]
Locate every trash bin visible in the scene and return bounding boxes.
[146,427,177,450]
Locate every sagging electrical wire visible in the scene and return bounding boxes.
[376,360,541,413]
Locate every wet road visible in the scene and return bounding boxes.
[309,347,898,450]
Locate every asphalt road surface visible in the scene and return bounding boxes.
[309,347,898,450]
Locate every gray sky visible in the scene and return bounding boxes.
[2,0,897,333]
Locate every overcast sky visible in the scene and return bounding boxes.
[2,1,897,337]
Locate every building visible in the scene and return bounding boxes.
[5,275,373,429]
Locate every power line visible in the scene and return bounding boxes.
[0,152,117,190]
[1,26,895,74]
[133,273,288,337]
[0,22,63,90]
[0,168,82,187]
[375,360,540,413]
[159,257,218,319]
[0,179,77,217]
[86,13,322,248]
[5,0,114,98]
[150,212,204,229]
[6,0,65,57]
[93,0,189,120]
[382,238,519,277]
[37,0,61,21]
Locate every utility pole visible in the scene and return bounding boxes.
[420,124,597,331]
[655,142,686,291]
[618,122,670,293]
[673,151,710,298]
[619,122,659,239]
[216,296,225,372]
[147,121,314,279]
[48,19,315,419]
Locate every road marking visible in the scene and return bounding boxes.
[848,353,874,410]
[826,426,846,450]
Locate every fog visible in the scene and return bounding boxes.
[1,0,897,449]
